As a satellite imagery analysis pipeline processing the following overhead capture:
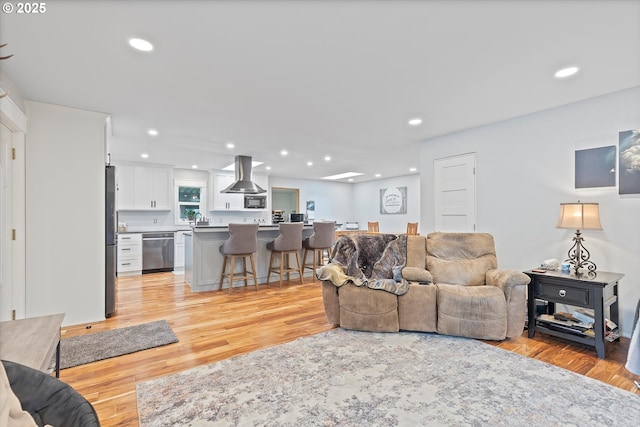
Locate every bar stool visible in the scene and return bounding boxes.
[302,221,336,281]
[406,222,419,235]
[219,223,259,294]
[368,222,379,233]
[267,222,304,286]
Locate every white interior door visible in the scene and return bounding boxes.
[434,153,476,232]
[0,122,13,320]
[1,94,27,321]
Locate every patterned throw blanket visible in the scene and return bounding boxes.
[317,234,409,295]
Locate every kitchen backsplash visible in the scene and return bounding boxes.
[118,210,270,231]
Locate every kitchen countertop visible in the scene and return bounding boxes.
[118,224,315,234]
[117,228,192,234]
[191,223,314,231]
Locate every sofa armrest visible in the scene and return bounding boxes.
[321,281,340,325]
[486,269,530,338]
[486,269,530,299]
[401,267,432,284]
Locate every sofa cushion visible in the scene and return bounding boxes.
[398,283,437,332]
[406,235,427,268]
[436,283,507,340]
[339,284,399,332]
[427,233,498,286]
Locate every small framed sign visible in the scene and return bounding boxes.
[380,186,407,215]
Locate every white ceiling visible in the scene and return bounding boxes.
[2,1,639,182]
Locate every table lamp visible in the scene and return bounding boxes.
[556,202,602,274]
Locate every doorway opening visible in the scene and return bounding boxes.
[271,187,299,222]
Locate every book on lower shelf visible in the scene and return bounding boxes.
[536,314,594,337]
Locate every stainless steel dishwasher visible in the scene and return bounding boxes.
[142,232,175,273]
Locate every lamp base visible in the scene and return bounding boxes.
[565,229,597,275]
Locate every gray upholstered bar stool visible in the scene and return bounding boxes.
[302,221,336,281]
[267,222,304,287]
[219,223,259,294]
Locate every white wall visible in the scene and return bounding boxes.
[25,101,108,326]
[352,174,421,234]
[419,87,640,337]
[269,176,353,226]
[269,174,420,232]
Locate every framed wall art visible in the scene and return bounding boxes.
[575,145,616,188]
[619,129,640,195]
[379,186,407,215]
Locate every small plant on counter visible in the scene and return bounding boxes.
[185,209,197,221]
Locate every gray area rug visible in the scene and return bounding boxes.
[60,320,178,369]
[136,329,640,426]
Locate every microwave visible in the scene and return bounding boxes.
[244,195,266,209]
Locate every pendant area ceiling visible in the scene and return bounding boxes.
[1,1,639,182]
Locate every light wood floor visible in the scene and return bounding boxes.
[59,272,639,426]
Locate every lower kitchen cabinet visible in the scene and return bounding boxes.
[117,233,142,275]
[174,231,187,271]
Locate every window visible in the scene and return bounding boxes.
[174,180,207,225]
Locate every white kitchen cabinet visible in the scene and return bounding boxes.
[174,230,187,270]
[116,164,172,210]
[115,164,135,209]
[208,172,244,211]
[208,171,269,211]
[117,233,142,275]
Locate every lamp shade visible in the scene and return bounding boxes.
[556,203,602,230]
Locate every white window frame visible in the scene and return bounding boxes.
[174,179,207,226]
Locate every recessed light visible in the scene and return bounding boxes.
[554,66,579,78]
[226,142,235,149]
[148,129,158,136]
[129,38,153,52]
[348,178,354,182]
[192,165,198,169]
[375,173,382,178]
[324,156,331,162]
[281,150,288,156]
[307,161,313,166]
[140,153,149,159]
[408,118,423,126]
[322,172,363,180]
[266,166,272,170]
[409,167,417,172]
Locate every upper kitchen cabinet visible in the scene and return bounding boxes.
[116,164,172,210]
[208,172,243,211]
[207,171,269,211]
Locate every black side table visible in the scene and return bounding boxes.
[525,270,624,359]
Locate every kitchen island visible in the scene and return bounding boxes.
[184,224,315,292]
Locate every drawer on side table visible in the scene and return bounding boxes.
[536,278,590,306]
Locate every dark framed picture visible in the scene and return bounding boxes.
[575,146,616,188]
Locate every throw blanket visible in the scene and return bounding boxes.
[317,234,409,295]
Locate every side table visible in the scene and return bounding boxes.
[525,270,623,359]
[0,313,65,377]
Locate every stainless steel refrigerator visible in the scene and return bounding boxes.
[105,165,117,317]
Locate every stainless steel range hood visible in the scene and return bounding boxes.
[221,155,266,194]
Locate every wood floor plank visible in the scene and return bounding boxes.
[56,272,638,426]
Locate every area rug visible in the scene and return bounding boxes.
[60,320,178,369]
[136,329,640,426]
